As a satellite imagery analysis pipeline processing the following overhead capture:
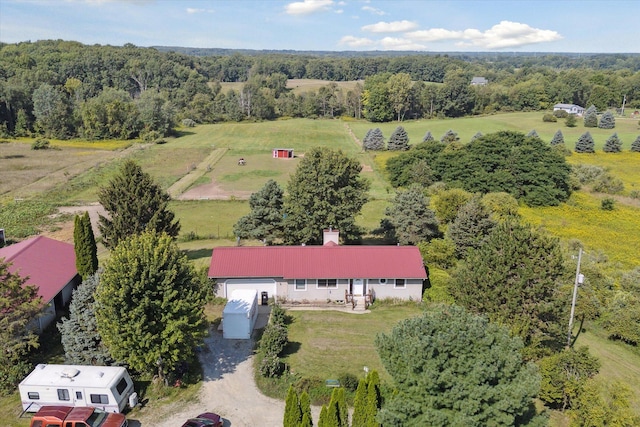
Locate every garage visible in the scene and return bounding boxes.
[223,278,277,300]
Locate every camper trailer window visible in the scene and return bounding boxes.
[76,391,83,399]
[116,377,128,395]
[57,389,70,400]
[90,394,109,404]
[27,391,40,399]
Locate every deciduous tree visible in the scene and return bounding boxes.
[58,272,113,365]
[98,160,180,249]
[95,232,207,379]
[284,147,369,245]
[375,305,544,426]
[0,260,42,393]
[233,179,284,244]
[73,212,98,280]
[387,73,413,121]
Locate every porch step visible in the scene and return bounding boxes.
[352,296,367,311]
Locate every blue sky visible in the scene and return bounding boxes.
[0,0,638,53]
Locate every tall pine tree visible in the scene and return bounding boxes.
[98,160,180,249]
[73,211,98,280]
[598,111,615,129]
[233,179,284,244]
[632,135,640,152]
[299,391,312,427]
[283,385,302,427]
[550,130,564,146]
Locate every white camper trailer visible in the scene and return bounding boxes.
[223,289,259,339]
[19,364,137,413]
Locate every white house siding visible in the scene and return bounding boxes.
[368,279,423,300]
[286,279,349,302]
[217,278,281,300]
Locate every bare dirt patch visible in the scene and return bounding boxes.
[177,182,252,201]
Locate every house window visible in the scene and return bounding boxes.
[57,389,70,401]
[90,394,109,404]
[294,279,306,291]
[28,392,40,400]
[379,278,388,285]
[317,279,337,288]
[394,279,406,289]
[116,377,128,395]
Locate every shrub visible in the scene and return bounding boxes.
[553,109,568,118]
[142,130,161,142]
[543,113,557,122]
[260,323,288,356]
[337,373,359,392]
[259,352,285,378]
[601,198,615,210]
[31,138,50,150]
[565,114,577,127]
[181,118,196,127]
[592,174,624,194]
[630,190,640,199]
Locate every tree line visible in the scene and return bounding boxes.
[2,40,640,138]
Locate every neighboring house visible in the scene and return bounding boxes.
[553,103,585,116]
[470,76,488,86]
[208,230,428,304]
[0,236,79,333]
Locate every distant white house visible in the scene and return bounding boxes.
[470,77,488,86]
[553,103,585,116]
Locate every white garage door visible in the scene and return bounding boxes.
[225,279,277,299]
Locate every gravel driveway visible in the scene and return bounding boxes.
[135,308,320,427]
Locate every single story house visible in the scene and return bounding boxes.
[470,77,488,86]
[208,230,428,303]
[0,236,80,333]
[553,103,585,116]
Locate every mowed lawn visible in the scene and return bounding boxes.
[283,305,424,382]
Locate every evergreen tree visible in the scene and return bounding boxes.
[233,179,284,244]
[447,196,497,258]
[440,129,459,143]
[284,385,302,427]
[575,132,595,153]
[381,185,440,245]
[352,377,369,427]
[365,371,381,427]
[422,130,434,143]
[470,131,483,142]
[632,135,640,152]
[598,110,615,129]
[376,305,543,426]
[299,391,312,427]
[387,125,409,151]
[0,260,42,393]
[98,160,180,249]
[550,130,565,146]
[451,221,565,355]
[526,129,539,138]
[58,272,113,365]
[335,388,349,427]
[583,105,598,127]
[363,128,384,151]
[318,405,329,427]
[325,391,342,427]
[73,211,98,280]
[95,231,207,379]
[603,132,622,153]
[284,147,369,245]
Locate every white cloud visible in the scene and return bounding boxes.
[186,8,207,14]
[406,20,561,49]
[285,0,334,15]
[339,35,375,48]
[362,20,418,33]
[379,37,426,51]
[362,5,385,16]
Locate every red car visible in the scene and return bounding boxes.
[181,412,223,427]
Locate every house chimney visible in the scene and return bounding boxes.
[323,228,339,246]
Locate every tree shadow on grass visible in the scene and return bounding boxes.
[183,248,213,262]
[280,341,301,357]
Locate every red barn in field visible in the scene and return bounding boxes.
[272,148,294,158]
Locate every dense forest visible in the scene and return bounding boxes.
[1,40,640,139]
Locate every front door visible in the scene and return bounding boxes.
[352,279,364,296]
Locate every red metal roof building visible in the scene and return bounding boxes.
[0,236,79,332]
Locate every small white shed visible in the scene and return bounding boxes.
[223,289,259,339]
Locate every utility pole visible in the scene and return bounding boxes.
[622,94,627,116]
[567,248,584,348]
